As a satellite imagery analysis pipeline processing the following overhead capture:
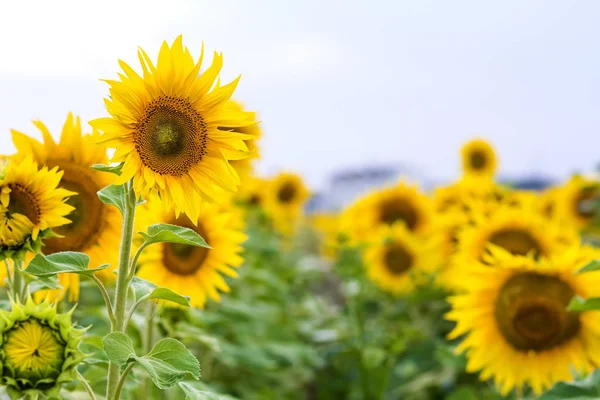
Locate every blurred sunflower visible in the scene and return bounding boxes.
[537,185,562,220]
[0,157,74,260]
[222,101,261,182]
[235,176,268,208]
[363,224,440,295]
[341,182,433,244]
[446,206,577,290]
[556,176,600,230]
[309,213,340,259]
[90,36,255,222]
[264,172,310,235]
[12,114,120,301]
[137,200,246,308]
[460,138,497,179]
[447,246,600,395]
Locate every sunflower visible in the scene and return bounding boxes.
[0,157,74,260]
[341,181,433,244]
[12,113,121,300]
[235,176,268,208]
[446,206,578,291]
[556,176,600,231]
[0,298,85,398]
[363,223,441,295]
[309,212,340,259]
[137,199,247,309]
[264,172,310,235]
[223,101,262,182]
[446,246,600,395]
[537,186,562,220]
[90,36,255,222]
[460,138,497,179]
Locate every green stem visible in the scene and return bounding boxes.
[90,274,116,325]
[350,280,370,399]
[77,369,97,400]
[12,260,25,303]
[140,301,156,399]
[114,362,136,400]
[106,182,137,400]
[4,260,13,290]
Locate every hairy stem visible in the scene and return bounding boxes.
[77,369,97,400]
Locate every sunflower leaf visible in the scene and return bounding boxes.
[140,224,210,248]
[539,369,600,399]
[26,252,109,277]
[97,184,126,214]
[28,275,62,292]
[577,259,600,274]
[92,163,123,176]
[178,382,221,399]
[568,296,600,311]
[147,287,191,307]
[102,332,137,366]
[136,338,200,389]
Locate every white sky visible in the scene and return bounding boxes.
[1,0,599,189]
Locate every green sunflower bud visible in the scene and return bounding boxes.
[0,297,86,398]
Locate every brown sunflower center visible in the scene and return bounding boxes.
[384,243,414,275]
[249,194,261,205]
[379,198,418,230]
[488,228,543,258]
[277,182,297,203]
[43,164,105,253]
[469,150,487,170]
[495,272,580,351]
[6,184,41,224]
[575,186,599,220]
[163,216,210,276]
[134,96,207,177]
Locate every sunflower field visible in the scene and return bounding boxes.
[1,36,600,400]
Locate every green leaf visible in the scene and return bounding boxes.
[148,287,190,307]
[26,252,110,277]
[140,224,209,248]
[568,296,600,311]
[179,382,220,399]
[539,369,600,399]
[130,276,158,298]
[136,338,200,389]
[577,259,600,274]
[92,163,123,175]
[102,332,136,366]
[97,184,126,214]
[28,275,61,292]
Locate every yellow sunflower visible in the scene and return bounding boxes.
[556,176,600,231]
[0,157,74,260]
[90,36,255,222]
[309,213,340,259]
[223,101,262,182]
[537,185,562,220]
[446,246,600,395]
[137,199,247,309]
[235,176,268,208]
[363,223,441,295]
[264,172,310,235]
[460,138,497,179]
[341,181,433,244]
[445,206,578,291]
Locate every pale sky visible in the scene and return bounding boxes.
[1,0,599,189]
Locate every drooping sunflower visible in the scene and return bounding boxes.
[0,157,74,260]
[222,101,261,182]
[556,176,600,231]
[460,138,497,179]
[363,223,441,295]
[0,297,85,398]
[446,206,578,291]
[264,172,310,235]
[12,113,121,300]
[137,199,247,309]
[446,246,600,395]
[90,36,255,222]
[341,181,433,244]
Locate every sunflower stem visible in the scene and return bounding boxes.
[77,369,97,400]
[90,274,116,325]
[12,260,25,303]
[140,301,156,399]
[106,181,137,400]
[4,259,13,290]
[114,362,136,400]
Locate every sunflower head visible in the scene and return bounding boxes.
[137,199,247,308]
[264,173,310,235]
[309,213,340,259]
[447,246,600,395]
[460,138,497,179]
[557,176,600,230]
[235,176,268,208]
[0,298,85,398]
[0,157,74,261]
[90,36,256,222]
[363,223,441,295]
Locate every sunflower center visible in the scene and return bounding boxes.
[3,319,65,385]
[249,194,261,205]
[379,199,418,230]
[6,184,41,224]
[469,150,487,170]
[575,186,599,220]
[43,164,106,253]
[384,243,414,275]
[488,229,543,258]
[163,216,210,276]
[135,96,207,177]
[495,272,580,351]
[278,183,297,203]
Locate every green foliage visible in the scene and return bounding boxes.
[103,332,136,366]
[140,223,209,248]
[26,251,110,276]
[577,259,600,273]
[91,163,123,176]
[568,296,600,311]
[540,370,600,399]
[97,184,127,214]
